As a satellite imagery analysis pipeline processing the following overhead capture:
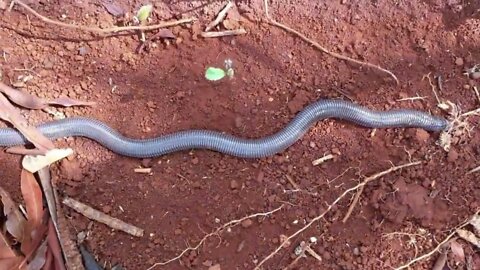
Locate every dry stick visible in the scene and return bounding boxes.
[262,1,398,84]
[205,1,234,31]
[424,73,441,104]
[394,210,479,270]
[62,197,144,237]
[473,86,480,104]
[342,161,421,223]
[147,205,283,270]
[201,28,247,38]
[254,161,419,270]
[13,0,195,35]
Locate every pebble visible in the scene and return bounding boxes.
[230,180,240,190]
[256,171,264,183]
[447,148,459,162]
[454,57,464,66]
[174,228,182,235]
[101,205,112,214]
[234,116,242,128]
[191,157,199,165]
[241,219,253,228]
[471,72,480,80]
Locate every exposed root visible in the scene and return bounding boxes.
[263,1,399,84]
[342,161,421,223]
[12,0,195,36]
[147,205,283,269]
[393,210,479,270]
[254,161,420,269]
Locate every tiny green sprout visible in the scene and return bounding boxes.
[205,67,226,81]
[136,4,153,23]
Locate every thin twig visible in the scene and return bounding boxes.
[466,165,480,174]
[342,161,421,223]
[205,1,234,31]
[396,96,427,102]
[472,86,480,104]
[423,73,441,104]
[201,28,247,38]
[13,0,195,35]
[393,210,479,270]
[262,1,399,84]
[63,197,144,237]
[312,153,334,166]
[254,161,419,269]
[148,205,283,269]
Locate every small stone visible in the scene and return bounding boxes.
[471,72,480,80]
[174,228,182,235]
[208,264,221,270]
[234,116,242,128]
[447,148,458,162]
[241,219,253,228]
[230,179,239,190]
[141,159,152,168]
[191,157,199,165]
[454,57,464,66]
[65,43,76,51]
[202,260,213,267]
[353,247,360,256]
[102,205,112,213]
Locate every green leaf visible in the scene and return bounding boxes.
[205,67,226,81]
[136,4,153,22]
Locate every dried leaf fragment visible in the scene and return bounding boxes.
[0,92,54,152]
[450,239,465,264]
[20,170,44,229]
[0,187,27,241]
[457,229,480,248]
[22,148,74,173]
[0,231,17,259]
[102,1,125,16]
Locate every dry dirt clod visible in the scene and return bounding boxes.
[230,179,239,190]
[447,149,459,162]
[414,129,430,143]
[241,219,253,228]
[455,57,464,66]
[208,264,221,270]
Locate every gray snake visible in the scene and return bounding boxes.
[0,99,448,158]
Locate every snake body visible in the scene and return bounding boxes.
[0,100,448,158]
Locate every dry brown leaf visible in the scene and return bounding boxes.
[0,231,16,259]
[0,83,95,110]
[0,82,45,110]
[21,170,44,229]
[26,240,47,270]
[19,222,48,268]
[0,92,54,152]
[432,252,448,270]
[450,239,465,264]
[457,229,480,248]
[0,257,25,269]
[102,0,125,16]
[47,97,96,107]
[0,187,27,242]
[6,147,47,156]
[46,220,65,270]
[42,248,53,270]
